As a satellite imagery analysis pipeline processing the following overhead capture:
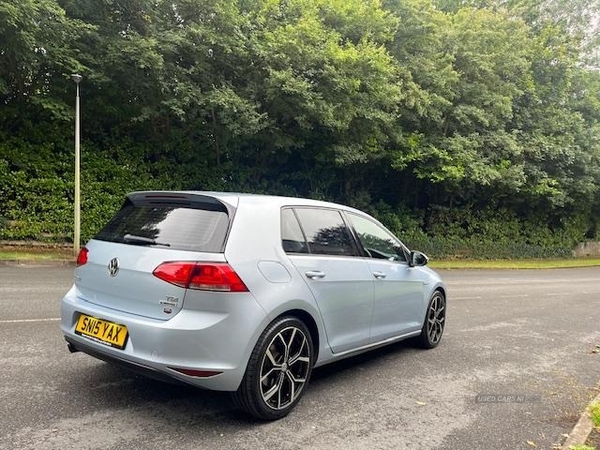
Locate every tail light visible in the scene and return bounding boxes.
[153,262,249,292]
[76,247,89,266]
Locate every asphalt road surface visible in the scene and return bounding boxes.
[0,265,598,450]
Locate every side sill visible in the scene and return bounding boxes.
[314,329,422,368]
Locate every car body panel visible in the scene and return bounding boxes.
[286,254,374,353]
[366,259,426,340]
[75,240,229,320]
[60,191,446,392]
[60,281,268,391]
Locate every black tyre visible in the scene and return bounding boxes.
[416,290,446,349]
[235,316,314,420]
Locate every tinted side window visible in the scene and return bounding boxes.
[294,208,357,256]
[95,199,229,252]
[281,208,309,253]
[348,213,407,262]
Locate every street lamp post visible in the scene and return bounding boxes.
[71,74,82,256]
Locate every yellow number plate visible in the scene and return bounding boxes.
[75,314,129,350]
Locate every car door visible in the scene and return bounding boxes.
[346,213,426,342]
[282,207,374,354]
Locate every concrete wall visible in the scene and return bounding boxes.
[573,241,600,257]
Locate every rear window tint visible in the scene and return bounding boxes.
[95,199,229,252]
[281,208,309,253]
[293,208,357,256]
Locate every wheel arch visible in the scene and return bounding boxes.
[435,285,447,299]
[418,285,447,329]
[273,308,320,362]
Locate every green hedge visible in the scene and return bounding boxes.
[375,205,583,259]
[404,233,573,259]
[0,139,590,258]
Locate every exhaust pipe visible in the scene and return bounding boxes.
[67,342,80,353]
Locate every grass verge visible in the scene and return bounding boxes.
[430,258,600,269]
[582,403,600,450]
[0,251,73,261]
[1,247,600,268]
[0,247,73,261]
[592,403,600,427]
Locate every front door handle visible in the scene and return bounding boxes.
[372,271,387,279]
[305,270,326,280]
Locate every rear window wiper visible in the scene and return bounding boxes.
[123,234,171,247]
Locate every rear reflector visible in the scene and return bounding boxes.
[153,262,249,292]
[76,247,89,266]
[169,367,222,378]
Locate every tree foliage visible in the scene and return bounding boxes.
[1,0,599,256]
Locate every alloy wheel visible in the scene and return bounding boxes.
[426,292,446,345]
[259,326,311,410]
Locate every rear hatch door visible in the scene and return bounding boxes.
[75,192,234,320]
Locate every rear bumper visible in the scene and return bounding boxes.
[60,285,268,391]
[65,336,189,386]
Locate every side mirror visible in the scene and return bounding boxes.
[409,250,429,267]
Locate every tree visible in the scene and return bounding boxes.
[0,0,91,126]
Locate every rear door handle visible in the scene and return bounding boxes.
[372,271,387,279]
[305,270,326,280]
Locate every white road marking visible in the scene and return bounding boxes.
[0,286,67,292]
[0,318,60,324]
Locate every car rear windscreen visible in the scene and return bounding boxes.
[94,198,230,252]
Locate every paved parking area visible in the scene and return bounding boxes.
[0,266,598,450]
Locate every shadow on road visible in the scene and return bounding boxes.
[59,338,420,425]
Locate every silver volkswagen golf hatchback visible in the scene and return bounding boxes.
[61,191,446,420]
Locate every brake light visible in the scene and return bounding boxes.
[76,247,89,266]
[153,262,249,292]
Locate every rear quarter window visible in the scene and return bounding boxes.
[95,199,229,252]
[281,208,309,254]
